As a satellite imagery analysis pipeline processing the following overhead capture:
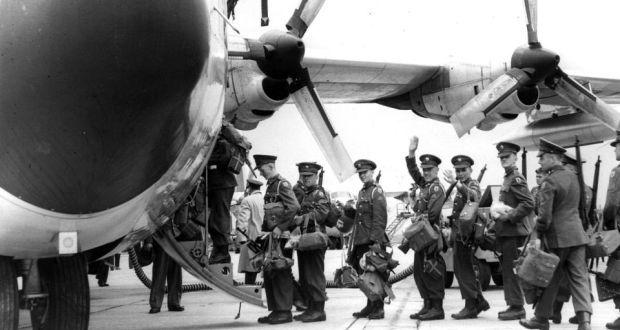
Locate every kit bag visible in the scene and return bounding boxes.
[595,272,620,301]
[262,181,285,231]
[334,247,358,288]
[605,256,620,284]
[586,221,620,258]
[515,238,560,288]
[403,216,439,252]
[297,218,329,251]
[357,271,386,301]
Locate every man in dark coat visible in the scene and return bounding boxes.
[519,138,592,330]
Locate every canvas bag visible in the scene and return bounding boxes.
[334,248,358,288]
[454,189,479,240]
[263,234,294,277]
[297,217,329,251]
[515,237,560,288]
[586,220,620,258]
[262,181,284,231]
[403,216,439,251]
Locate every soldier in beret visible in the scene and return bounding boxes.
[519,138,591,330]
[338,158,388,320]
[254,154,300,325]
[291,162,330,322]
[406,136,446,321]
[443,155,490,319]
[494,141,534,321]
[603,132,620,330]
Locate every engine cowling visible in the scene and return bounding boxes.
[224,61,290,130]
[476,87,539,131]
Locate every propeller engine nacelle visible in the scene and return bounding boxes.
[224,62,290,130]
[475,86,539,131]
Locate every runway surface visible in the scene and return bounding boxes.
[18,250,617,329]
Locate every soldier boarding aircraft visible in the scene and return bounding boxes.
[1,0,620,329]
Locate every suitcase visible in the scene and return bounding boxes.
[403,218,438,252]
[516,245,560,288]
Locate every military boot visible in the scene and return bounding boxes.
[208,245,231,264]
[300,301,326,322]
[518,316,549,330]
[498,305,526,321]
[452,299,478,319]
[569,314,579,324]
[368,300,385,320]
[268,311,292,324]
[577,311,591,330]
[410,299,431,319]
[352,300,373,318]
[294,301,312,321]
[257,312,276,324]
[418,299,444,321]
[607,316,620,329]
[550,301,563,324]
[476,296,490,314]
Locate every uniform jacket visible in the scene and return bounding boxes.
[296,185,330,234]
[236,191,264,241]
[531,186,540,216]
[603,165,620,230]
[264,174,300,231]
[293,180,305,204]
[495,166,533,237]
[535,165,588,248]
[406,157,445,226]
[451,177,481,219]
[353,180,388,246]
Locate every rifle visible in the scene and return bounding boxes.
[574,136,590,230]
[244,158,258,178]
[589,156,601,227]
[522,148,528,179]
[375,170,382,183]
[318,169,324,187]
[235,228,262,254]
[477,164,488,184]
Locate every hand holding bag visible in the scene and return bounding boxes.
[297,217,329,251]
[263,234,294,277]
[516,237,560,288]
[334,248,358,288]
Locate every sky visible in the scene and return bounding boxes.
[229,0,620,208]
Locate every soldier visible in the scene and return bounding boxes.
[236,178,264,285]
[604,132,620,330]
[519,138,592,330]
[254,154,300,325]
[148,234,183,313]
[494,141,534,321]
[406,136,446,321]
[338,159,388,320]
[292,162,330,322]
[443,155,490,319]
[207,121,251,264]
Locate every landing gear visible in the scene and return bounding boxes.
[0,256,18,330]
[30,254,90,330]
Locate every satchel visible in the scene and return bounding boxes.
[516,240,560,288]
[227,144,247,174]
[263,182,285,231]
[357,272,386,301]
[605,256,620,284]
[263,235,294,277]
[454,190,479,240]
[595,272,620,301]
[587,229,620,258]
[403,216,439,252]
[297,217,330,251]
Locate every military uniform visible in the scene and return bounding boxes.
[448,155,489,319]
[520,138,592,330]
[148,235,183,313]
[605,133,620,330]
[495,142,533,320]
[254,155,300,325]
[293,162,330,322]
[207,122,250,264]
[406,154,446,321]
[348,159,388,320]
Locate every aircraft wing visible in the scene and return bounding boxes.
[304,56,441,103]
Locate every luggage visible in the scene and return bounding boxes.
[334,265,358,288]
[357,272,388,301]
[454,194,479,240]
[595,272,620,301]
[605,256,620,284]
[586,229,620,258]
[403,216,438,251]
[263,235,294,277]
[297,218,330,251]
[516,244,560,288]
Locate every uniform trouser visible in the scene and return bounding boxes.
[534,245,592,318]
[497,235,526,306]
[95,260,109,284]
[149,243,182,309]
[298,248,327,303]
[454,239,483,300]
[208,187,234,247]
[413,249,446,300]
[264,239,293,312]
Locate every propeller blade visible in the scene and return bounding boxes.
[523,0,539,45]
[548,69,620,131]
[289,71,355,182]
[286,0,326,38]
[449,69,531,137]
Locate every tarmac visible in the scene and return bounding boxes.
[17,250,618,329]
